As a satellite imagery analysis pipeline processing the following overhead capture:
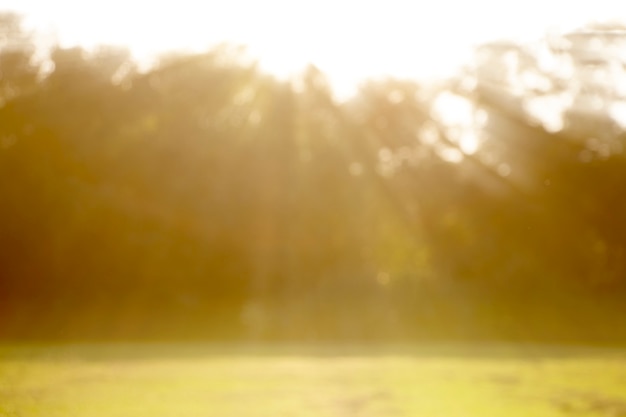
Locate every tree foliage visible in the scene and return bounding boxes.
[1,14,626,341]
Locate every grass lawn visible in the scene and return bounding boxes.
[1,343,626,417]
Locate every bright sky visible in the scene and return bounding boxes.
[3,0,625,96]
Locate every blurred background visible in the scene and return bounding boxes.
[1,1,626,343]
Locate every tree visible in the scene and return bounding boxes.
[0,12,38,103]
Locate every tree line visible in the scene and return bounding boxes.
[1,12,626,342]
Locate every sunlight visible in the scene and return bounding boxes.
[431,91,483,157]
[432,92,476,127]
[437,145,464,163]
[5,0,625,97]
[610,100,626,128]
[522,93,571,133]
[459,131,480,154]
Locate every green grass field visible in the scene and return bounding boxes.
[1,343,626,417]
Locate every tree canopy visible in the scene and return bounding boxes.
[1,12,626,342]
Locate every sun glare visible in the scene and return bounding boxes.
[5,0,625,96]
